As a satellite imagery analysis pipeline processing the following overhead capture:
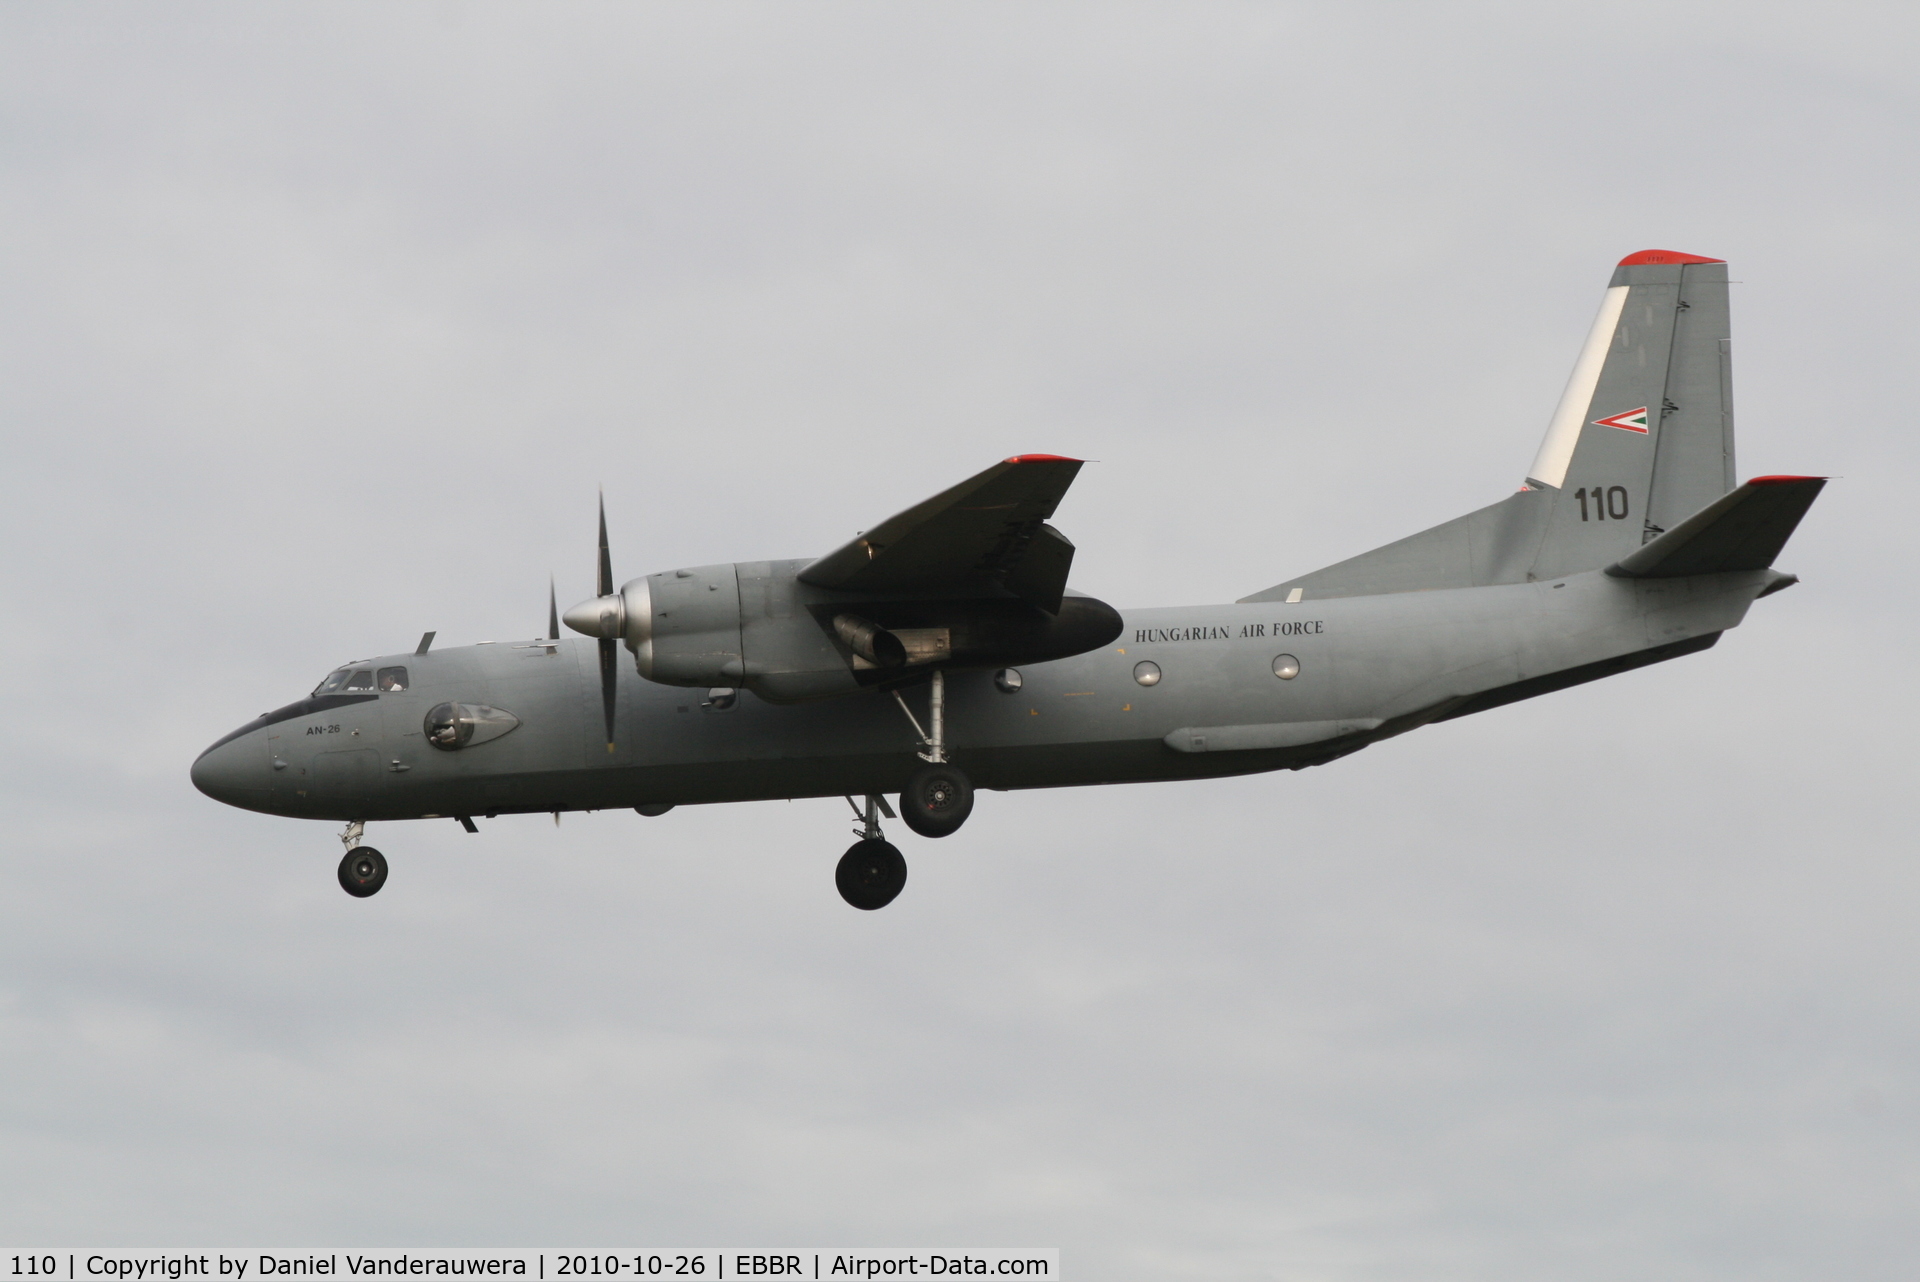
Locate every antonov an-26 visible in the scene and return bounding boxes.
[192,250,1823,909]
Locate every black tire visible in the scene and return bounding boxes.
[338,846,389,898]
[899,763,974,839]
[836,839,907,910]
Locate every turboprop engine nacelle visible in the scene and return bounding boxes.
[564,561,915,698]
[563,557,1124,705]
[564,562,747,688]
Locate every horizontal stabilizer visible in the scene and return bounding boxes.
[1606,475,1825,578]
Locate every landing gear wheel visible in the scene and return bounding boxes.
[338,846,388,898]
[900,763,973,839]
[836,839,907,910]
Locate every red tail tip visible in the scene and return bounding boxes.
[1004,454,1080,464]
[1747,474,1825,485]
[1618,249,1725,266]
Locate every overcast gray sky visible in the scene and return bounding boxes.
[3,3,1916,1277]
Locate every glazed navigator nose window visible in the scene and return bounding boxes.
[424,702,522,750]
[426,703,466,747]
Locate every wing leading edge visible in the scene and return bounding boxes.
[798,455,1085,612]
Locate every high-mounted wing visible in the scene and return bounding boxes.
[798,455,1085,612]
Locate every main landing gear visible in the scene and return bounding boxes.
[891,668,975,837]
[839,795,907,911]
[337,820,388,898]
[833,670,977,909]
[900,762,973,838]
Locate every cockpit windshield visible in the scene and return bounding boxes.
[312,665,408,696]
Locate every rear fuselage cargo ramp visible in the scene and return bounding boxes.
[190,250,1825,911]
[1,1252,1061,1280]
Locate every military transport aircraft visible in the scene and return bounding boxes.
[193,250,1823,909]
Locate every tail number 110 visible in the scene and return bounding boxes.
[1575,486,1629,521]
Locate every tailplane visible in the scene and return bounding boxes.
[1607,475,1825,579]
[1245,250,1744,603]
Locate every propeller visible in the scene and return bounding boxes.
[593,493,618,752]
[562,491,647,753]
[513,577,563,655]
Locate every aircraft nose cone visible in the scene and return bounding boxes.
[191,728,274,811]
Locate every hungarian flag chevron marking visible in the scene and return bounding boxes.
[1593,407,1651,434]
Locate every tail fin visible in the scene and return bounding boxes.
[1523,249,1737,577]
[1244,250,1741,603]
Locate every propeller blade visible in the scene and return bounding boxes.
[596,493,617,751]
[599,635,618,752]
[597,490,614,598]
[548,576,561,642]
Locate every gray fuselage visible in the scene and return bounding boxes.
[190,565,1772,823]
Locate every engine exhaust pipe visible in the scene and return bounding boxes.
[834,614,907,669]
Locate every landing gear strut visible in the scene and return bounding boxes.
[891,668,975,839]
[837,795,906,910]
[833,670,980,909]
[337,820,388,898]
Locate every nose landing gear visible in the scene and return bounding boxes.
[339,847,389,897]
[336,820,388,898]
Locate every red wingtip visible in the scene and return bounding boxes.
[1747,474,1825,485]
[1004,454,1081,464]
[1618,249,1725,266]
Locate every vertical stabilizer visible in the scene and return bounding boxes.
[1524,250,1735,580]
[1243,251,1743,605]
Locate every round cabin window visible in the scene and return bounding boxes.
[994,668,1024,693]
[1133,660,1162,687]
[1272,654,1301,679]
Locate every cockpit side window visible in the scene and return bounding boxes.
[313,667,354,696]
[342,669,376,691]
[377,666,410,692]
